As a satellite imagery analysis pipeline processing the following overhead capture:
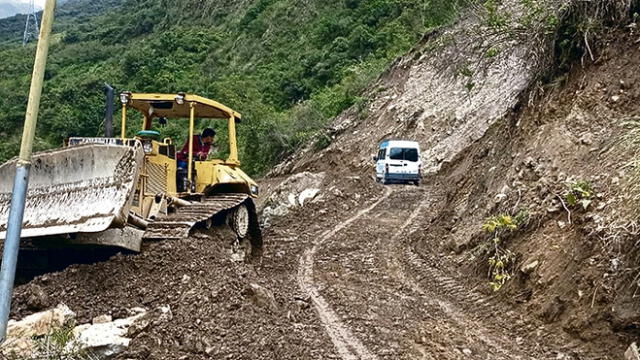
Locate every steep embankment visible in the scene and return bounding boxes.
[416,29,640,351]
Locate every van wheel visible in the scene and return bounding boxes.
[414,179,420,186]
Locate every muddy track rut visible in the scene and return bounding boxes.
[297,184,576,359]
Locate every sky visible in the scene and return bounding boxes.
[0,0,44,19]
[11,0,45,7]
[0,0,45,11]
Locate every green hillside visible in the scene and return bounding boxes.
[0,0,466,175]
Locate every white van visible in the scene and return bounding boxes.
[374,140,421,185]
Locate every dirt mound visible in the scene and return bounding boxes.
[10,227,336,359]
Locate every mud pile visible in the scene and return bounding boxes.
[11,228,337,359]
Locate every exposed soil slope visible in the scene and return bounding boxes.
[413,31,640,354]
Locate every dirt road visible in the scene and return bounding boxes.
[293,183,592,360]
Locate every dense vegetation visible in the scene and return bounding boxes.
[0,0,466,175]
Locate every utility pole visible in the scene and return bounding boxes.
[0,0,56,343]
[22,0,40,46]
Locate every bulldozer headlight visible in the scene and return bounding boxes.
[175,92,185,105]
[142,140,153,154]
[120,92,131,105]
[250,185,259,195]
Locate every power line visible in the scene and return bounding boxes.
[22,0,40,46]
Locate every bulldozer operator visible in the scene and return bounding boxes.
[177,128,216,168]
[176,128,216,192]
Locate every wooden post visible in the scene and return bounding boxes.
[0,0,56,343]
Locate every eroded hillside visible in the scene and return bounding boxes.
[264,0,640,357]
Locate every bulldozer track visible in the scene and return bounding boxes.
[378,189,571,358]
[400,241,570,355]
[143,193,252,240]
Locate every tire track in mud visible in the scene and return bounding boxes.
[302,185,521,359]
[304,185,517,359]
[299,184,564,359]
[384,191,575,359]
[297,187,392,360]
[379,191,525,359]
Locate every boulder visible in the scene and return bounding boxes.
[23,284,50,311]
[1,304,75,356]
[626,343,639,360]
[298,188,320,206]
[92,314,113,324]
[521,260,540,274]
[126,315,151,338]
[6,303,75,339]
[157,305,173,322]
[69,311,146,359]
[244,283,278,312]
[1,337,36,356]
[261,172,326,224]
[1,306,151,359]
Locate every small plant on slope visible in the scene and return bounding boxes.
[5,323,98,360]
[482,214,519,291]
[565,180,593,210]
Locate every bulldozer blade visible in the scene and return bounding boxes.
[0,142,143,240]
[72,226,144,252]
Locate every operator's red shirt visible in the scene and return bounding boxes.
[177,135,211,161]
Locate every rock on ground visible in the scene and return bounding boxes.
[1,303,75,356]
[69,311,146,359]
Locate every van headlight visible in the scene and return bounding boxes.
[250,185,259,195]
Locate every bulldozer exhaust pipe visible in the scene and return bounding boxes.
[0,0,56,343]
[104,83,114,137]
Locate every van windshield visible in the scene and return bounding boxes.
[389,147,419,162]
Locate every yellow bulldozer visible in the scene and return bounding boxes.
[0,93,262,254]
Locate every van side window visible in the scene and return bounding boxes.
[377,148,386,159]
